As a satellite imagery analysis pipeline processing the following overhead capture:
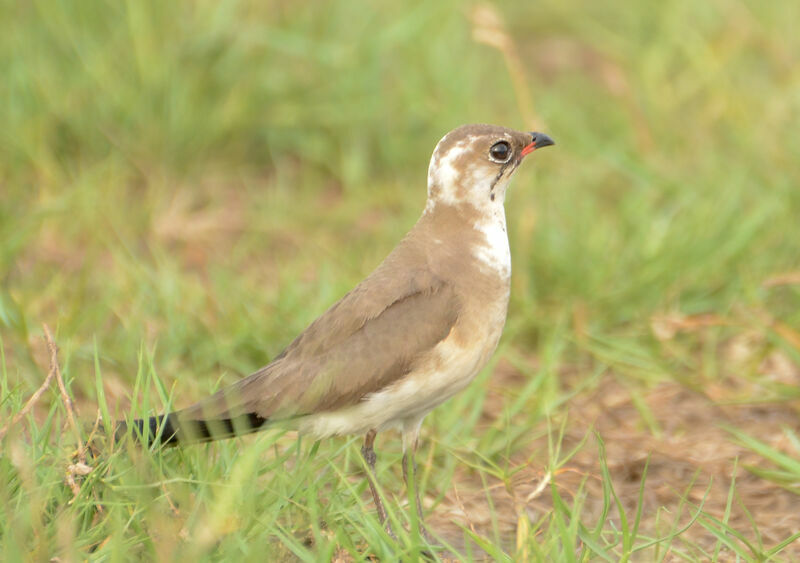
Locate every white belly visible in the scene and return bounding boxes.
[300,327,502,439]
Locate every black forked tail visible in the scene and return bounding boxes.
[116,412,270,447]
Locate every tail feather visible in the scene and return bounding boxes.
[116,412,270,447]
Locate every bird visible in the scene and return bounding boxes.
[116,124,554,535]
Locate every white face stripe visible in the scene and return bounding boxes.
[428,138,470,205]
[426,131,519,209]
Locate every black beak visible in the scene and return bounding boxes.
[530,131,555,149]
[521,131,555,156]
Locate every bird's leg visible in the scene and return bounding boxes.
[402,437,431,541]
[361,429,394,536]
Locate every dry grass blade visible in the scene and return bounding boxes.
[470,3,539,127]
[39,324,99,506]
[43,324,81,440]
[650,313,731,341]
[523,470,551,505]
[0,328,59,439]
[762,272,800,288]
[771,321,800,351]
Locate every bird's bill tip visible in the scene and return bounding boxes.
[521,131,555,156]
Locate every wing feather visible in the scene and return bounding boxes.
[177,239,461,424]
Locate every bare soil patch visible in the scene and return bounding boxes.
[429,375,800,558]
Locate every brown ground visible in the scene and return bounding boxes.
[427,370,800,560]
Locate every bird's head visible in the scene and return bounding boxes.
[425,124,554,213]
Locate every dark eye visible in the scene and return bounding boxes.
[489,140,512,163]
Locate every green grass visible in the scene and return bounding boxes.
[2,0,800,560]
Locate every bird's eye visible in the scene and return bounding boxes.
[489,140,512,163]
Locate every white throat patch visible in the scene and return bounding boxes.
[473,208,511,278]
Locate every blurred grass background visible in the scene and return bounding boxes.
[1,0,799,560]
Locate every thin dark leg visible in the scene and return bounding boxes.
[402,440,431,541]
[362,429,394,535]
